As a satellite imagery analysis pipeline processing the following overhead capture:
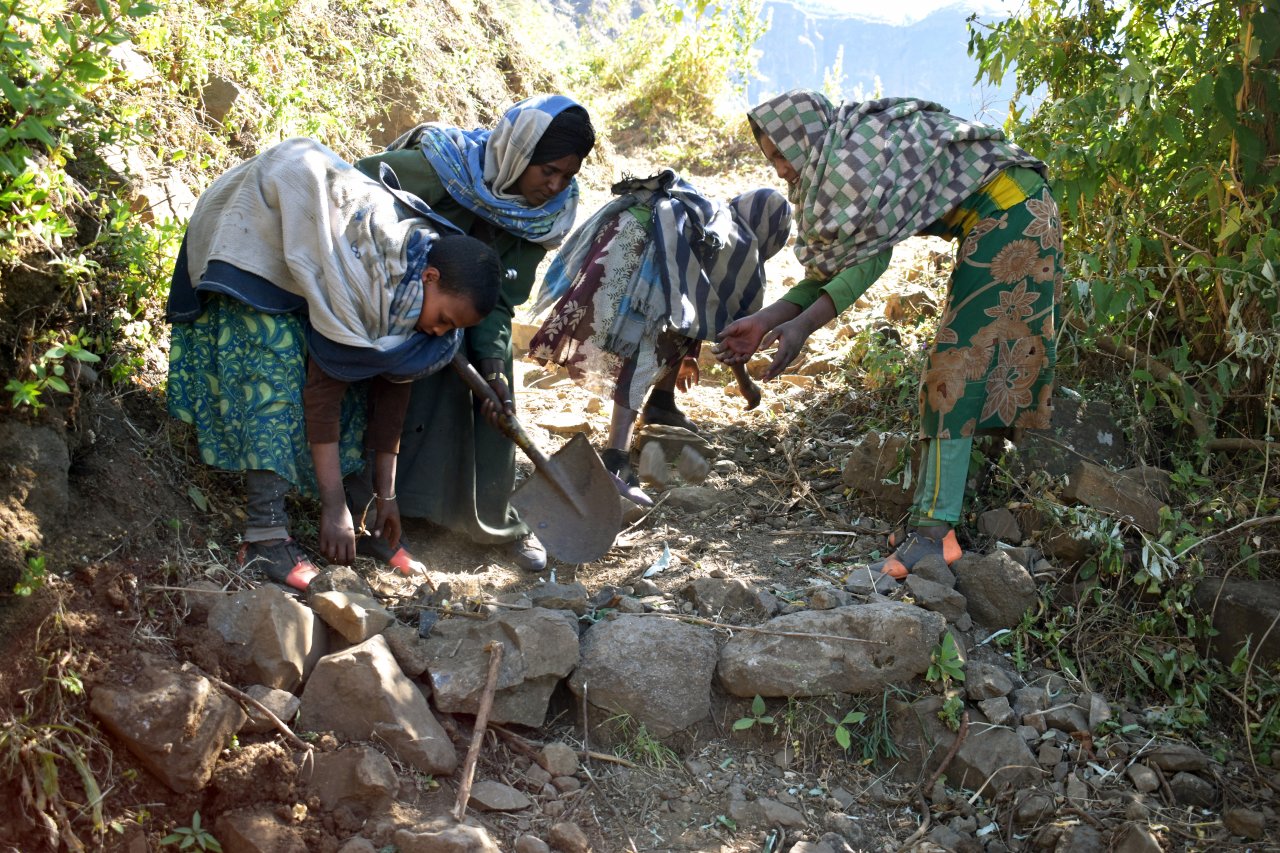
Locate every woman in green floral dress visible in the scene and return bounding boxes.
[715,90,1061,579]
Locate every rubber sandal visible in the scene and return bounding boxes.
[602,449,653,507]
[867,529,962,580]
[238,537,319,591]
[641,402,700,433]
[357,534,427,576]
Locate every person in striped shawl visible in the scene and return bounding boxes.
[529,170,792,487]
[715,90,1061,580]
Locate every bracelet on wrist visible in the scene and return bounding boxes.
[373,492,397,501]
[483,371,503,383]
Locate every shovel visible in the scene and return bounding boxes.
[451,353,621,563]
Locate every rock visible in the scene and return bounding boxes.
[840,431,913,517]
[718,602,945,697]
[1125,762,1159,793]
[337,839,378,853]
[215,807,305,852]
[1144,743,1209,773]
[541,741,579,778]
[547,821,590,853]
[1035,698,1089,734]
[844,566,900,596]
[953,551,1037,629]
[240,685,300,734]
[1056,824,1105,852]
[90,658,246,793]
[809,587,853,609]
[537,412,592,436]
[526,582,590,615]
[303,746,397,816]
[515,836,552,853]
[393,821,501,853]
[676,445,710,484]
[1223,806,1266,840]
[758,797,806,827]
[909,554,956,588]
[1168,771,1216,807]
[682,576,777,620]
[928,826,964,851]
[423,608,579,727]
[892,695,1041,792]
[978,508,1022,542]
[903,574,966,622]
[1062,459,1166,532]
[663,485,724,512]
[310,590,394,644]
[1013,397,1129,477]
[1086,692,1112,730]
[298,634,456,776]
[511,321,540,355]
[569,614,717,737]
[202,74,242,124]
[1012,790,1056,827]
[1192,577,1280,668]
[977,696,1014,726]
[183,580,226,624]
[965,661,1014,701]
[638,440,669,487]
[1112,822,1163,853]
[133,176,197,224]
[207,586,327,691]
[469,780,532,812]
[382,619,432,678]
[307,565,374,598]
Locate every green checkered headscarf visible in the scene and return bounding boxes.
[748,90,1044,280]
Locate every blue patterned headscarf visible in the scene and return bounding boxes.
[386,95,587,247]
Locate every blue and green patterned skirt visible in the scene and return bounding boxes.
[167,295,367,496]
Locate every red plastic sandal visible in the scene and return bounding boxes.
[238,538,319,591]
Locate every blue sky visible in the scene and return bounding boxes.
[792,0,1013,26]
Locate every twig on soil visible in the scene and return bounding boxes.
[632,611,887,645]
[452,640,504,823]
[211,677,312,753]
[487,725,638,769]
[620,492,670,535]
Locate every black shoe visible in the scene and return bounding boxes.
[641,402,699,433]
[507,534,547,572]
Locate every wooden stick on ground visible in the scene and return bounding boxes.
[453,640,504,823]
[212,676,312,753]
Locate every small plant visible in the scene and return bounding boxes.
[161,811,221,851]
[732,695,774,732]
[606,714,679,770]
[15,552,48,596]
[5,331,100,412]
[824,707,867,751]
[927,632,967,731]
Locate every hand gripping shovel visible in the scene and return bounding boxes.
[451,353,621,563]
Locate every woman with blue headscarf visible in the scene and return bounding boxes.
[352,95,596,573]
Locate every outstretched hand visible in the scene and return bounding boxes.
[712,314,770,365]
[759,317,813,381]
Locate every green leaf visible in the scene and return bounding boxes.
[187,485,209,512]
[44,376,70,393]
[20,116,57,147]
[750,695,765,717]
[732,718,754,730]
[835,725,851,750]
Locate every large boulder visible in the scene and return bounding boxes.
[717,602,945,697]
[207,585,327,691]
[1193,577,1280,668]
[953,551,1037,629]
[90,658,245,793]
[299,634,456,776]
[423,607,579,727]
[840,432,913,518]
[569,614,718,737]
[891,695,1041,793]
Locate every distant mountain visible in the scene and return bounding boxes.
[754,1,1019,123]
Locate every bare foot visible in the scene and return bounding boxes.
[732,363,761,411]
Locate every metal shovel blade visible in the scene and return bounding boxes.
[510,432,622,564]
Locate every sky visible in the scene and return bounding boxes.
[791,0,1014,26]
